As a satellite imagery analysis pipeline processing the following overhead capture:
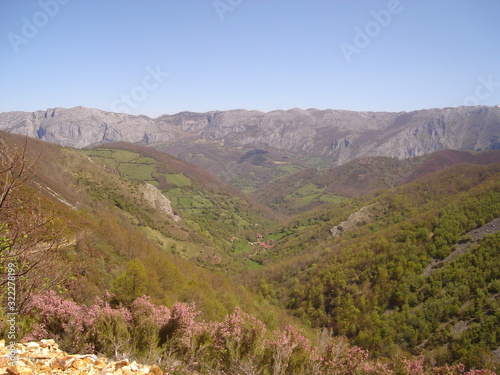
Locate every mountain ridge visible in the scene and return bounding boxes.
[2,105,499,192]
[252,149,500,214]
[1,105,498,163]
[1,127,499,370]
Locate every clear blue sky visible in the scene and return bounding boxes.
[1,0,499,117]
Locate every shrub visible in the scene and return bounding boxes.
[21,292,498,374]
[210,307,267,373]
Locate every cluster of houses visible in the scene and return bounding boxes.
[230,233,276,252]
[250,233,276,250]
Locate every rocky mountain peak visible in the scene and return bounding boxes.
[0,105,499,165]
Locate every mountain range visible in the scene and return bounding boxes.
[1,105,498,156]
[1,105,499,370]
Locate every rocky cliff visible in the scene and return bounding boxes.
[0,107,177,149]
[139,183,181,222]
[0,105,499,164]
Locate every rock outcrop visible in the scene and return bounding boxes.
[330,203,385,237]
[139,183,180,222]
[0,339,164,374]
[423,216,500,277]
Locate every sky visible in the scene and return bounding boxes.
[1,0,499,118]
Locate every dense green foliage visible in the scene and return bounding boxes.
[16,291,496,374]
[1,131,499,371]
[248,164,500,370]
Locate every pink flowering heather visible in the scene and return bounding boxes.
[20,293,499,374]
[433,363,467,375]
[214,307,266,350]
[130,295,170,327]
[128,296,171,361]
[330,345,370,375]
[163,302,201,349]
[400,356,425,375]
[268,325,319,375]
[26,290,93,352]
[26,291,134,356]
[358,360,394,375]
[210,307,267,372]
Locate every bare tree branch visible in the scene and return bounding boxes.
[0,135,64,313]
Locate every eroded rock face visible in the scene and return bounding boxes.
[0,106,498,165]
[330,203,385,237]
[0,339,164,374]
[0,107,175,149]
[139,183,181,222]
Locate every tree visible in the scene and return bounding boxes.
[113,259,149,304]
[0,135,63,313]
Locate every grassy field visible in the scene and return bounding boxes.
[245,259,263,269]
[81,146,277,271]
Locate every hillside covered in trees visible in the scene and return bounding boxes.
[0,131,499,373]
[248,163,500,369]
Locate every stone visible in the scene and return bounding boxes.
[71,358,88,370]
[139,183,181,222]
[99,364,113,374]
[1,106,498,166]
[24,343,39,351]
[16,367,32,375]
[148,365,163,375]
[82,355,97,364]
[93,358,108,370]
[40,339,57,348]
[128,362,139,371]
[2,340,165,375]
[53,358,68,371]
[114,360,129,369]
[31,347,55,359]
[0,357,10,366]
[35,364,53,373]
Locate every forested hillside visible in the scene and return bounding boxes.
[0,132,290,325]
[253,150,500,215]
[247,163,500,369]
[0,131,498,373]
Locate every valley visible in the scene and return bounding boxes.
[1,105,499,192]
[0,105,499,373]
